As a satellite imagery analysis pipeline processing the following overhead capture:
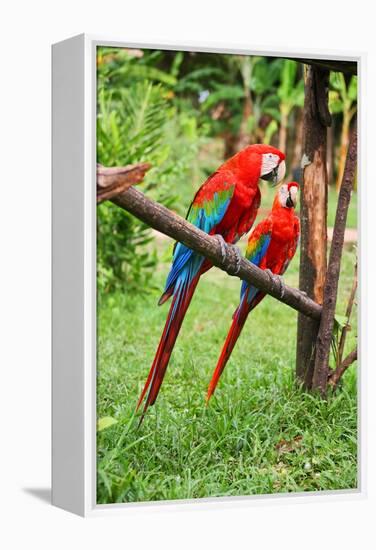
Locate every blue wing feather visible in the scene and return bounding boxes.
[162,184,235,298]
[240,231,272,302]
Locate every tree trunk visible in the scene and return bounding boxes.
[311,126,357,394]
[327,125,334,186]
[336,110,351,192]
[296,66,332,388]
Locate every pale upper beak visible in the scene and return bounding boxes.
[275,160,286,186]
[261,160,286,186]
[286,185,298,208]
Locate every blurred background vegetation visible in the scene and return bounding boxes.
[97,46,357,296]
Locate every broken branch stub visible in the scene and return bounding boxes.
[97,162,151,203]
[328,348,358,389]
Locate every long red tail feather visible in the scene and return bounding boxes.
[137,273,200,421]
[206,302,249,403]
[206,291,266,402]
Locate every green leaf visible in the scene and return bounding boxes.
[348,76,358,101]
[278,60,298,102]
[329,90,343,114]
[97,416,118,431]
[201,85,244,111]
[170,51,184,78]
[330,72,346,94]
[334,314,348,329]
[251,58,282,94]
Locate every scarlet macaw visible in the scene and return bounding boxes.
[137,145,286,418]
[206,181,300,402]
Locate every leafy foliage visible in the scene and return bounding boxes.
[97,47,357,296]
[97,49,202,294]
[329,72,358,189]
[329,72,358,115]
[277,60,305,114]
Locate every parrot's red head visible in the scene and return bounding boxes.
[276,181,299,209]
[234,144,286,187]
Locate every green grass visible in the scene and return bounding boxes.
[97,244,358,504]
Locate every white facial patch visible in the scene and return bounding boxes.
[289,185,298,205]
[279,184,289,206]
[260,153,280,177]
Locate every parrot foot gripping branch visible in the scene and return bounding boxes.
[213,235,243,276]
[97,167,322,321]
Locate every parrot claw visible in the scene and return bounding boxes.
[214,234,228,263]
[231,245,242,275]
[213,235,242,276]
[276,274,286,299]
[264,269,285,299]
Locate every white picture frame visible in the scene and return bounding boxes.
[52,33,365,517]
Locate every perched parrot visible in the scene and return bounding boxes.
[137,144,286,419]
[206,181,300,402]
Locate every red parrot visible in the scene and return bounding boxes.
[137,145,286,419]
[206,182,300,402]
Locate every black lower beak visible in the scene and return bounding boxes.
[286,195,294,208]
[261,166,279,186]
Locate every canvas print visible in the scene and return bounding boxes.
[96,47,358,504]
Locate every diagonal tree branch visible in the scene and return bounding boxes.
[336,261,357,369]
[97,169,322,321]
[328,348,358,389]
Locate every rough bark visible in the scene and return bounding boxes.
[311,126,357,393]
[97,162,151,203]
[296,66,332,388]
[103,184,322,321]
[327,125,334,185]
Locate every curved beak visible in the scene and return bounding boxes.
[286,194,294,208]
[261,166,279,185]
[261,160,286,187]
